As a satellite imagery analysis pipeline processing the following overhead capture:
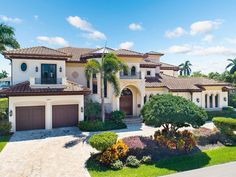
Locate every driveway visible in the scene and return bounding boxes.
[0,127,96,177]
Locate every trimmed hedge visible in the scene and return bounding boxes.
[88,131,118,151]
[213,117,236,138]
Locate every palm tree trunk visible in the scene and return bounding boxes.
[100,71,105,122]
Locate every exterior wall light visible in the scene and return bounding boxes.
[59,67,62,72]
[81,107,84,113]
[9,110,12,117]
[35,66,38,72]
[224,97,227,102]
[137,104,141,108]
[196,98,200,103]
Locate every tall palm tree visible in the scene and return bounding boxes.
[226,58,236,74]
[85,52,128,122]
[0,23,20,53]
[179,60,192,76]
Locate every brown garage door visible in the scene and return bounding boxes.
[52,104,78,128]
[16,106,45,131]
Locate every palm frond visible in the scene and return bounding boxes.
[106,73,120,96]
[84,59,101,80]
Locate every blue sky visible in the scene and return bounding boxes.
[1,0,236,74]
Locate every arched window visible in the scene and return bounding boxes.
[210,94,213,108]
[205,94,208,108]
[131,66,136,76]
[123,68,128,76]
[215,94,219,108]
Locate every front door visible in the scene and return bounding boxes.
[120,88,133,115]
[41,64,57,84]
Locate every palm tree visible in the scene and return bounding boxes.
[85,52,128,122]
[0,70,8,79]
[226,58,236,74]
[179,60,192,76]
[0,23,20,53]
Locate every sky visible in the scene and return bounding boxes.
[1,0,236,75]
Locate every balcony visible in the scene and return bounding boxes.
[120,71,142,79]
[30,76,66,88]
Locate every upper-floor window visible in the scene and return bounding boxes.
[92,73,97,94]
[131,66,136,76]
[147,71,151,76]
[104,78,107,98]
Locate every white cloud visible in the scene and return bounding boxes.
[128,23,142,31]
[36,36,69,46]
[34,15,39,20]
[119,41,134,49]
[166,44,192,54]
[190,20,222,35]
[202,34,214,42]
[225,37,236,44]
[66,16,106,40]
[0,15,22,24]
[165,27,186,38]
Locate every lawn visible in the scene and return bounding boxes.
[0,135,11,152]
[87,146,236,177]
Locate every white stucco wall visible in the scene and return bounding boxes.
[66,63,87,86]
[8,95,84,132]
[160,70,178,77]
[140,68,156,77]
[12,59,66,85]
[172,92,192,100]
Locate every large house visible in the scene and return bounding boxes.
[0,46,230,132]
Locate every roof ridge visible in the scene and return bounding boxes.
[117,48,144,55]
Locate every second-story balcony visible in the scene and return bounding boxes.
[30,76,66,88]
[120,71,142,79]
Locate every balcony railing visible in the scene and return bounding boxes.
[120,71,142,79]
[35,78,62,84]
[30,76,66,88]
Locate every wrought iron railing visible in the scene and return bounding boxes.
[119,71,142,79]
[35,78,62,84]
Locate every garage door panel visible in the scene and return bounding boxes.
[16,106,45,131]
[52,104,78,128]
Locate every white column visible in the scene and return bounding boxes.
[212,93,215,108]
[45,102,52,129]
[207,94,211,108]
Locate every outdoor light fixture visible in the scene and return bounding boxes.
[9,110,12,117]
[137,104,141,108]
[81,107,84,113]
[196,98,200,103]
[224,97,227,101]
[59,67,62,72]
[35,66,38,72]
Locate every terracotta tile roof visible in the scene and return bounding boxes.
[160,62,179,71]
[145,74,230,91]
[114,49,144,57]
[0,80,90,96]
[145,51,164,56]
[3,46,71,60]
[140,59,159,68]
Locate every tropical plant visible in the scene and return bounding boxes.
[191,71,207,77]
[0,23,20,53]
[141,94,208,133]
[179,60,192,76]
[0,70,8,79]
[226,58,236,74]
[85,52,128,122]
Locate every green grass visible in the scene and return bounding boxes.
[87,146,236,177]
[207,110,236,120]
[0,135,11,152]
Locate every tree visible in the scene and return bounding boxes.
[208,72,222,81]
[0,23,20,53]
[141,94,207,133]
[179,60,192,76]
[226,58,236,74]
[85,52,128,122]
[191,71,207,77]
[0,70,8,79]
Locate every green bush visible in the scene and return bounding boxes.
[141,156,152,164]
[141,94,208,133]
[0,120,11,135]
[111,160,124,170]
[84,99,101,120]
[229,93,236,108]
[222,106,235,112]
[213,117,236,139]
[78,120,126,131]
[111,110,125,123]
[207,110,236,120]
[126,155,140,167]
[88,132,118,151]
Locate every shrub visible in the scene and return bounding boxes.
[100,139,129,164]
[193,127,221,145]
[123,136,146,149]
[229,93,236,108]
[111,110,125,123]
[213,117,236,139]
[88,132,118,151]
[111,160,123,170]
[0,120,11,135]
[126,155,140,167]
[207,110,236,121]
[222,106,235,112]
[154,129,196,151]
[84,99,101,120]
[141,155,152,164]
[141,94,208,134]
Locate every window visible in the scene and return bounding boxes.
[87,79,90,88]
[104,78,107,98]
[210,94,213,108]
[123,69,128,76]
[131,66,136,76]
[215,94,219,108]
[144,95,147,103]
[147,71,151,76]
[21,63,27,71]
[92,73,97,94]
[205,94,208,108]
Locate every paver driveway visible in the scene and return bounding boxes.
[0,127,96,177]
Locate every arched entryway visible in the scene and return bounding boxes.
[120,88,133,115]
